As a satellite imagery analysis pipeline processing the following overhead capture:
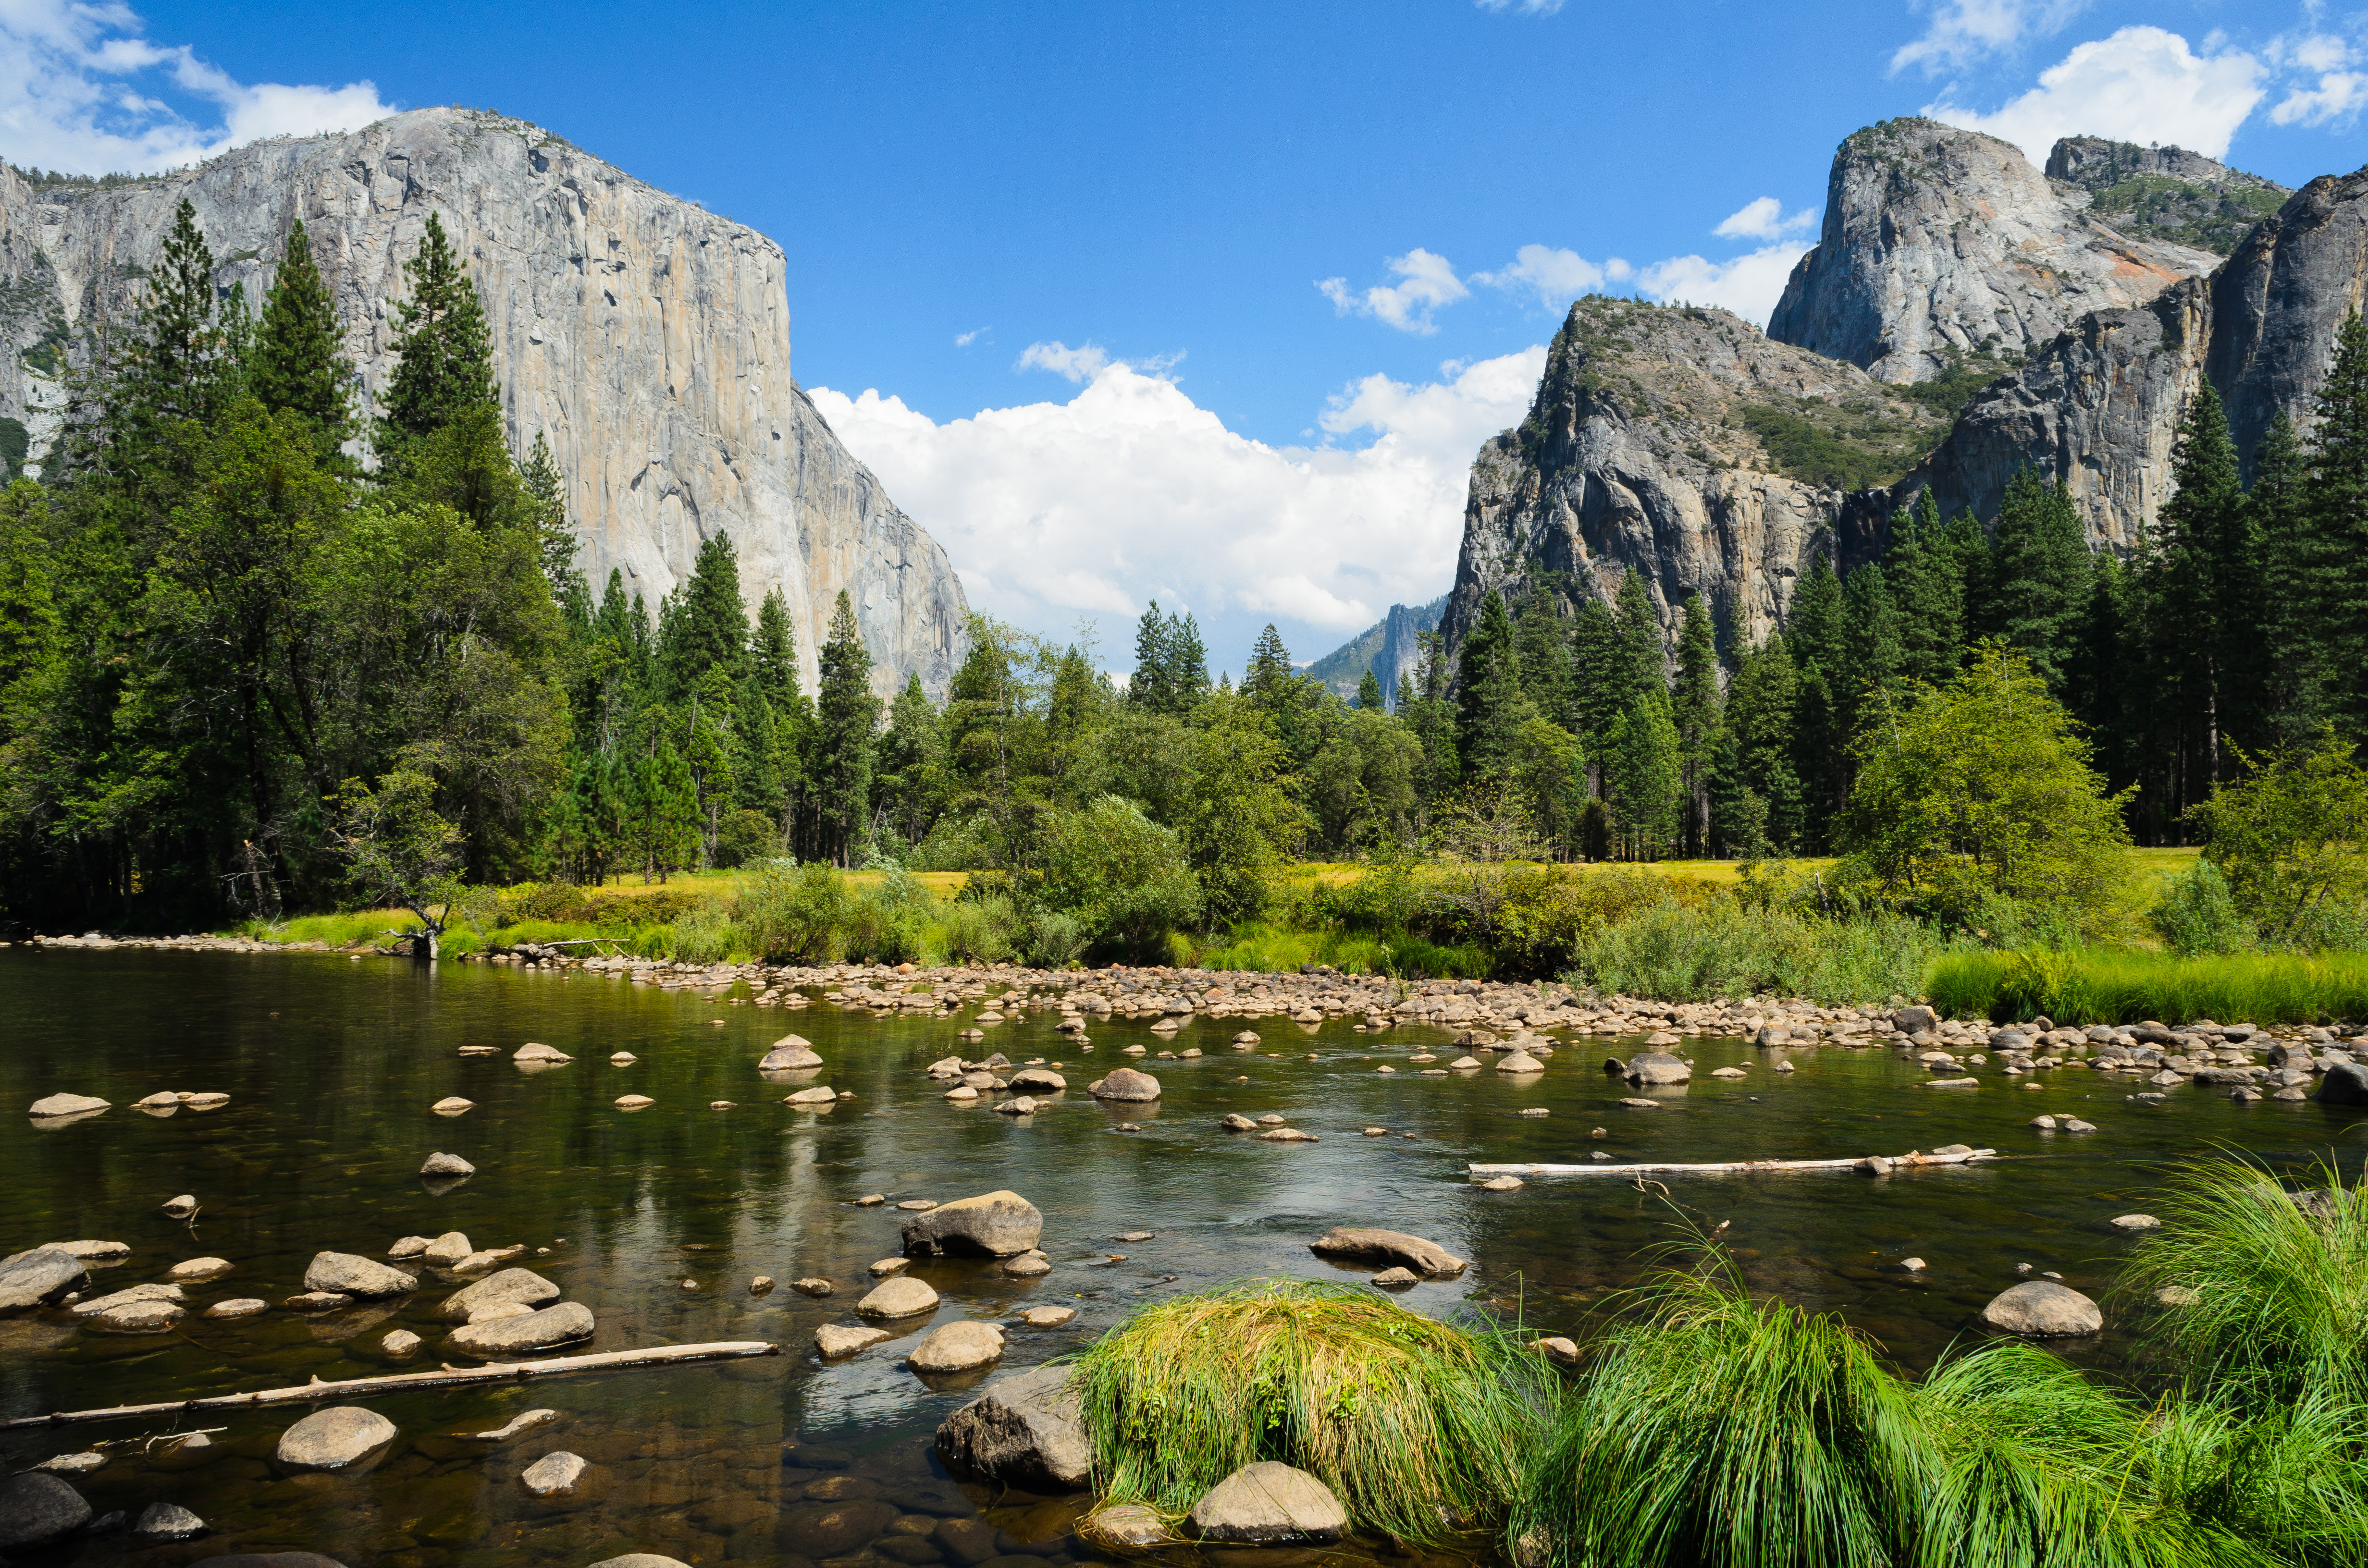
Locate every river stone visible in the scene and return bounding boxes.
[784,1086,838,1105]
[784,1500,902,1558]
[133,1501,207,1541]
[857,1276,941,1319]
[1090,1067,1161,1102]
[513,1041,572,1063]
[87,1298,187,1334]
[0,1247,88,1311]
[761,1036,825,1070]
[519,1450,589,1497]
[816,1323,891,1358]
[305,1251,416,1298]
[0,1472,92,1548]
[910,1320,1006,1373]
[32,1453,103,1475]
[431,1097,473,1115]
[1019,1305,1077,1327]
[447,1300,594,1356]
[1496,1052,1545,1074]
[994,1095,1040,1115]
[792,1277,835,1297]
[2316,1060,2368,1105]
[284,1292,353,1311]
[275,1406,397,1472]
[1625,1052,1691,1084]
[205,1298,268,1319]
[382,1329,422,1357]
[161,1194,199,1218]
[467,1299,535,1323]
[388,1236,432,1258]
[1081,1504,1176,1551]
[1981,1281,2104,1336]
[1187,1460,1347,1545]
[436,1266,560,1322]
[2111,1214,2162,1230]
[167,1256,233,1282]
[1477,1176,1524,1191]
[614,1094,654,1110]
[421,1232,473,1266]
[935,1363,1091,1491]
[904,1190,1044,1258]
[73,1282,184,1316]
[28,1093,108,1118]
[420,1152,475,1178]
[1310,1226,1467,1277]
[1221,1113,1258,1131]
[1370,1266,1418,1287]
[586,1558,693,1568]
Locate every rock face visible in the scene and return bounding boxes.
[0,108,968,699]
[1187,1461,1348,1545]
[275,1406,398,1472]
[902,1190,1044,1258]
[934,1364,1093,1492]
[2047,136,2290,255]
[1770,119,2220,382]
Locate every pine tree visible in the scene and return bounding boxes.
[117,198,227,431]
[1166,612,1210,709]
[2142,381,2252,807]
[379,212,498,453]
[1613,570,1662,703]
[1786,555,1850,845]
[1402,629,1460,807]
[1356,668,1382,710]
[1671,593,1722,856]
[2250,411,2315,744]
[2300,310,2368,739]
[659,531,750,698]
[1516,592,1575,727]
[519,431,586,620]
[752,588,800,706]
[1606,688,1683,859]
[1974,468,2091,692]
[1569,593,1628,775]
[247,218,354,461]
[1245,624,1295,709]
[1455,592,1528,785]
[814,589,878,865]
[873,673,947,847]
[1723,632,1803,853]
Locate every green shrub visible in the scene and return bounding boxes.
[941,892,1024,964]
[2152,858,2249,956]
[842,868,939,963]
[667,901,739,963]
[1042,795,1202,960]
[730,861,853,963]
[1562,897,1951,1004]
[712,808,778,869]
[1072,1279,1558,1545]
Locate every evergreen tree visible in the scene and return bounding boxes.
[1613,570,1662,703]
[247,219,354,461]
[1887,492,1972,689]
[1455,592,1528,785]
[1605,688,1683,859]
[1245,624,1295,710]
[873,673,946,847]
[1973,468,2090,692]
[752,588,801,706]
[2300,310,2368,739]
[629,733,701,882]
[519,431,587,621]
[1722,632,1803,853]
[1401,630,1460,807]
[1786,555,1850,845]
[2250,411,2316,744]
[378,212,498,453]
[814,589,878,866]
[1515,590,1575,728]
[116,198,229,432]
[1670,593,1722,856]
[659,531,749,697]
[1130,600,1177,713]
[1355,668,1383,710]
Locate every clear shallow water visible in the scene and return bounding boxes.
[1,949,2362,1567]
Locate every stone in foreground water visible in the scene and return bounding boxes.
[1188,1460,1348,1544]
[901,1190,1043,1257]
[0,1472,91,1549]
[1980,1280,2103,1336]
[935,1364,1091,1491]
[275,1407,397,1472]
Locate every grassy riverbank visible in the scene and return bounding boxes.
[1929,948,2368,1025]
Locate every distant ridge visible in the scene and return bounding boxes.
[1303,597,1445,706]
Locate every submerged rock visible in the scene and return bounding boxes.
[0,1248,88,1311]
[815,1323,891,1358]
[1309,1226,1467,1277]
[518,1451,589,1498]
[935,1363,1092,1491]
[0,1471,92,1548]
[166,1257,233,1282]
[275,1406,397,1472]
[1187,1460,1347,1545]
[131,1501,206,1542]
[1081,1503,1177,1552]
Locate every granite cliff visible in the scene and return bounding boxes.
[0,107,967,698]
[1304,596,1443,706]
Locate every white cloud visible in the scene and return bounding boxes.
[808,345,1547,658]
[1318,248,1470,335]
[1925,25,2265,162]
[1635,245,1811,329]
[954,327,987,347]
[1474,0,1566,13]
[1015,340,1110,381]
[1713,196,1817,241]
[0,0,389,174]
[1890,0,2092,75]
[2270,33,2368,127]
[1472,244,1632,310]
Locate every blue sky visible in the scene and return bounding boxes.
[8,0,2367,676]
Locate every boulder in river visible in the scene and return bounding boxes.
[161,1194,200,1218]
[1308,1226,1467,1277]
[0,1247,88,1311]
[421,1233,472,1266]
[1495,1052,1545,1074]
[2316,1061,2368,1106]
[431,1097,473,1115]
[760,1036,824,1070]
[1625,1052,1691,1085]
[0,1471,92,1549]
[166,1257,233,1282]
[1089,1067,1161,1102]
[304,1252,416,1298]
[131,1501,206,1541]
[419,1152,474,1178]
[1081,1504,1177,1552]
[909,1320,1007,1373]
[935,1363,1092,1491]
[783,1087,837,1105]
[84,1298,186,1335]
[1980,1280,2103,1336]
[513,1042,573,1063]
[1008,1067,1066,1091]
[382,1329,422,1357]
[204,1298,268,1319]
[518,1451,589,1498]
[275,1406,397,1472]
[815,1324,890,1358]
[446,1300,594,1357]
[28,1093,109,1119]
[856,1276,941,1319]
[1187,1460,1347,1545]
[436,1267,559,1322]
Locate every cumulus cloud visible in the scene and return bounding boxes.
[1635,244,1811,329]
[1015,340,1111,381]
[1471,244,1632,310]
[1925,25,2266,162]
[1890,0,2093,75]
[1318,248,1471,335]
[1713,196,1817,241]
[0,0,389,174]
[808,345,1547,662]
[2270,33,2368,127]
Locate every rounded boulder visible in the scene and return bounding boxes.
[1089,1067,1161,1102]
[1186,1460,1347,1545]
[1980,1280,2103,1337]
[902,1190,1044,1258]
[275,1406,397,1472]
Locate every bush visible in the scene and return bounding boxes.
[1041,795,1203,960]
[941,892,1024,964]
[2152,858,2249,956]
[667,901,739,963]
[730,861,853,963]
[711,808,778,869]
[1562,898,1950,1004]
[2190,728,2368,945]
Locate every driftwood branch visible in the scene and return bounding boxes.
[0,1340,778,1432]
[1471,1148,2000,1177]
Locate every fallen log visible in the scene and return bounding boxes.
[1470,1148,1999,1177]
[0,1339,777,1432]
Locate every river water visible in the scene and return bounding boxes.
[1,948,2358,1568]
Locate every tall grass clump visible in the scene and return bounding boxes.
[1068,1279,1557,1544]
[2121,1159,2368,1409]
[1928,948,2368,1024]
[1508,1257,1928,1568]
[1563,898,1951,1004]
[2142,1394,2368,1566]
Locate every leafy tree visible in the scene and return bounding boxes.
[813,589,878,866]
[2188,727,2368,945]
[1512,715,1586,856]
[325,760,464,958]
[1838,641,2132,922]
[1178,691,1303,926]
[1040,795,1203,958]
[247,219,354,462]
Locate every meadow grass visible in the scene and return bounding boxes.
[1562,900,1953,1004]
[1927,948,2368,1024]
[1067,1279,1558,1545]
[1192,921,1490,978]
